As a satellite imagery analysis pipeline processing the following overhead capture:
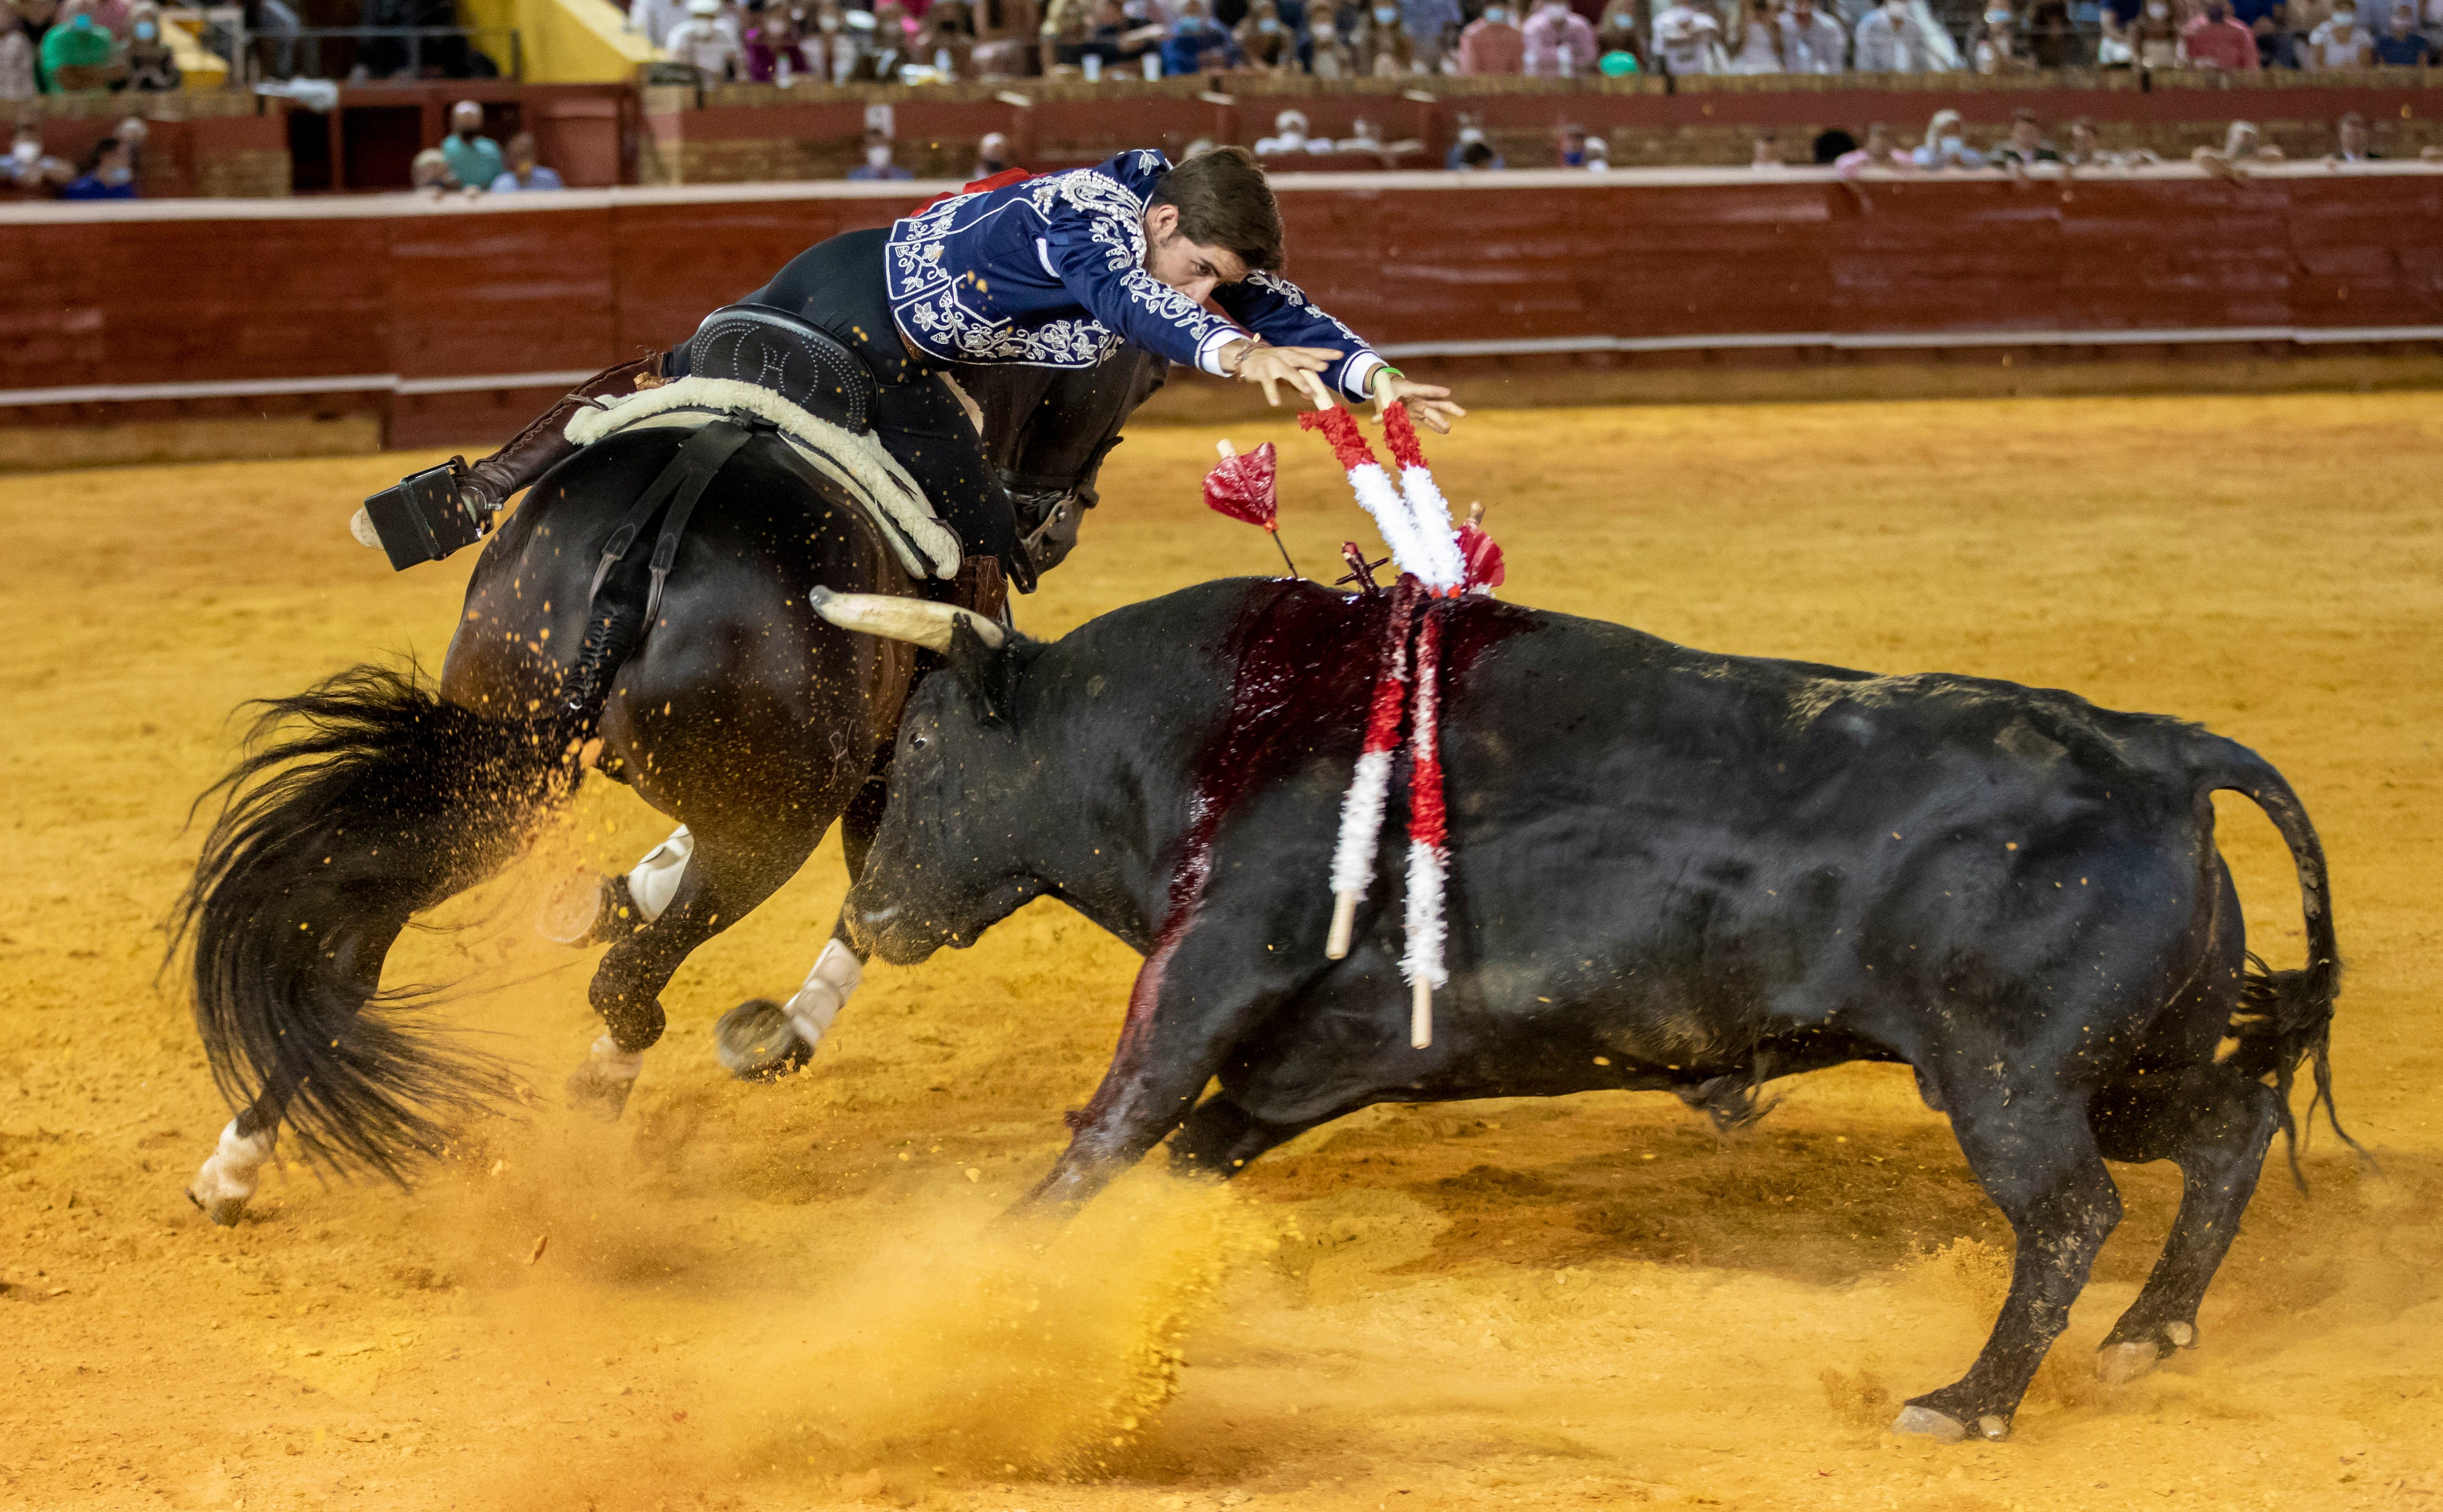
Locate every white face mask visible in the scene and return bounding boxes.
[1258,15,1280,29]
[2332,7,2354,20]
[818,12,839,27]
[1482,5,1504,18]
[100,163,133,185]
[1940,133,1963,150]
[865,143,894,167]
[1983,6,2008,20]
[2146,1,2166,13]
[12,140,39,164]
[1313,21,1334,38]
[1374,4,1397,20]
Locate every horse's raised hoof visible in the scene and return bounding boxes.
[714,998,812,1081]
[537,871,614,945]
[2097,1339,2164,1385]
[565,1036,644,1122]
[1890,1405,1968,1443]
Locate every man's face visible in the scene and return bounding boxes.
[2013,118,2039,147]
[2342,120,2368,151]
[1141,203,1246,304]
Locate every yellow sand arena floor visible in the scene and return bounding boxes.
[2,394,2439,1511]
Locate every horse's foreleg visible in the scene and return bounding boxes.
[713,771,890,1081]
[572,816,823,1119]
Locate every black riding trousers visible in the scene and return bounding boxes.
[704,227,1025,584]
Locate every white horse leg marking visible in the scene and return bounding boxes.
[625,826,694,923]
[783,938,863,1052]
[565,1034,647,1122]
[188,1119,274,1227]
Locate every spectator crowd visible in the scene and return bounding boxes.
[3,0,181,101]
[624,0,2443,81]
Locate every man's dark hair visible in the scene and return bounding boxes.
[1149,145,1286,274]
[1812,128,1859,163]
[1458,140,1496,169]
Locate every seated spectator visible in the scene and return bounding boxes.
[1993,107,2060,167]
[0,0,34,104]
[1912,107,1986,167]
[1750,129,1783,165]
[2132,0,2180,62]
[1454,0,1525,69]
[410,145,458,194]
[1339,115,1388,151]
[848,126,914,178]
[1972,5,2030,71]
[1813,126,1857,162]
[919,0,978,75]
[1159,0,1237,70]
[972,129,1011,176]
[1306,10,1355,72]
[1583,133,1611,169]
[1523,0,1598,71]
[2372,7,2437,60]
[2,123,73,192]
[1726,0,1782,69]
[439,101,504,190]
[2024,0,2073,60]
[1349,1,1419,72]
[488,131,564,190]
[2193,118,2283,176]
[1778,0,1846,71]
[1557,122,1592,164]
[1254,107,1323,153]
[2303,1,2372,60]
[1647,0,1720,73]
[1443,115,1505,167]
[1455,138,1499,170]
[667,0,744,78]
[1853,0,1932,70]
[60,133,134,197]
[2227,0,2290,66]
[2063,115,2157,166]
[1595,0,1644,65]
[1235,0,1294,65]
[2182,0,2260,65]
[742,1,812,79]
[1833,120,1912,173]
[1400,0,1460,67]
[810,1,862,81]
[2323,109,2381,160]
[41,0,125,90]
[118,5,179,89]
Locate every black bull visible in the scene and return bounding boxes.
[845,576,2347,1443]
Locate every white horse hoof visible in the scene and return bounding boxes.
[1890,1405,1968,1442]
[2097,1340,2162,1385]
[565,1035,644,1122]
[187,1120,273,1227]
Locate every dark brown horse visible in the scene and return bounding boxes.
[175,354,1167,1223]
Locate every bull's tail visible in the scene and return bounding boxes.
[173,665,573,1182]
[2190,735,2364,1187]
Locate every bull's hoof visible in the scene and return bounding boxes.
[1890,1406,1968,1443]
[714,998,812,1081]
[2097,1340,2163,1386]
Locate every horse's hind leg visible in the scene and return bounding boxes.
[569,815,823,1119]
[188,1085,287,1225]
[2089,1063,2281,1384]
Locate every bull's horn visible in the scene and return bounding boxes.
[807,585,1007,653]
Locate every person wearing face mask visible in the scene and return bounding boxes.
[39,0,123,90]
[1852,0,1929,70]
[1647,0,1719,73]
[1522,0,1597,73]
[438,100,504,191]
[1776,0,1845,71]
[1971,5,2026,73]
[1159,0,1240,70]
[845,125,914,178]
[1234,0,1292,66]
[2,123,73,192]
[2303,1,2372,61]
[2132,0,2180,64]
[2181,0,2262,65]
[433,146,1462,599]
[1454,1,1524,70]
[1254,106,1313,153]
[2370,7,2436,62]
[119,3,178,87]
[59,133,135,197]
[1909,107,1986,168]
[665,0,745,79]
[1305,10,1353,73]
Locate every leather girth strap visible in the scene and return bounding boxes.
[586,416,762,630]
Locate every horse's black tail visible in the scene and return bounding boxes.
[2190,735,2365,1188]
[173,665,572,1182]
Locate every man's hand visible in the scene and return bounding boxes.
[1225,340,1340,410]
[1371,368,1467,434]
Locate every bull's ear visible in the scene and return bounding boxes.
[947,618,1022,727]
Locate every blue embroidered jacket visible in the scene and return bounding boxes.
[884,150,1388,401]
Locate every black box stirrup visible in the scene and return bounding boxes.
[360,460,487,572]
